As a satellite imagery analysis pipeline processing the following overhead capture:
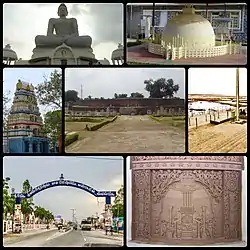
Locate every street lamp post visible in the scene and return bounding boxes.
[236,68,240,121]
[152,3,155,40]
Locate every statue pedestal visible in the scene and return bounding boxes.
[30,43,97,65]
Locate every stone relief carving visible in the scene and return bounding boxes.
[132,170,150,240]
[132,167,242,244]
[223,171,241,240]
[151,170,223,203]
[132,156,243,163]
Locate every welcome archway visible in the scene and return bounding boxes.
[14,174,116,205]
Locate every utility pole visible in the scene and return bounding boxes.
[152,3,155,40]
[236,68,240,121]
[80,84,83,100]
[70,208,76,223]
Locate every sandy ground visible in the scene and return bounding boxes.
[66,115,185,153]
[189,122,247,153]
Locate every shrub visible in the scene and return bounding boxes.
[89,116,118,131]
[239,114,247,119]
[66,117,104,123]
[65,133,79,146]
[127,41,142,47]
[149,115,161,122]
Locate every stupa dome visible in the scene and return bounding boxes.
[162,7,215,49]
[130,156,244,245]
[3,44,18,61]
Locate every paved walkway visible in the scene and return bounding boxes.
[66,115,185,153]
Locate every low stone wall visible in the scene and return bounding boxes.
[188,111,231,129]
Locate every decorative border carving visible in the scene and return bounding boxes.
[131,157,244,171]
[132,156,243,163]
[132,170,151,240]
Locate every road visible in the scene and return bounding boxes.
[66,115,185,153]
[4,229,123,247]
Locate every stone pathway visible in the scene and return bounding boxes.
[66,115,185,153]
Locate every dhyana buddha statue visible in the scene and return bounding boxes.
[35,3,92,48]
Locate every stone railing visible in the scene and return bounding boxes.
[148,42,241,60]
[148,43,165,56]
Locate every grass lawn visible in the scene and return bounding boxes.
[153,116,185,128]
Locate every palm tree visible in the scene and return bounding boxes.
[21,180,34,224]
[111,185,124,217]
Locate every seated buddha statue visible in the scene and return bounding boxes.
[35,3,92,48]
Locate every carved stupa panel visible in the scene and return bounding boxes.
[131,158,243,245]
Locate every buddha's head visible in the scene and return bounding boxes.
[58,3,68,17]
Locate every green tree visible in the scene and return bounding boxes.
[43,110,62,149]
[65,90,79,102]
[130,92,144,98]
[3,177,15,220]
[21,180,34,223]
[111,185,124,217]
[35,70,62,109]
[34,206,54,224]
[3,91,11,128]
[144,78,179,98]
[114,94,128,99]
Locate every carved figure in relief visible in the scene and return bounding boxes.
[153,176,214,240]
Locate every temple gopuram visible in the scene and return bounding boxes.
[3,80,51,153]
[130,156,244,245]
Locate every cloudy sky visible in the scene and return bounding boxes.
[126,156,247,245]
[3,3,123,61]
[65,68,185,99]
[189,68,247,96]
[4,156,123,221]
[3,68,61,117]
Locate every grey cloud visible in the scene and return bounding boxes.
[70,3,124,46]
[69,4,89,16]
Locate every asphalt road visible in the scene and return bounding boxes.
[4,229,123,247]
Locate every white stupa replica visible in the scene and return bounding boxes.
[3,3,124,65]
[146,5,241,60]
